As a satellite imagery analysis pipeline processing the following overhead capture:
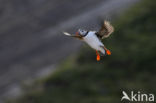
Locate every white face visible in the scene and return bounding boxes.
[78,29,87,36]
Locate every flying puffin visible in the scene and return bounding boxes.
[63,20,114,61]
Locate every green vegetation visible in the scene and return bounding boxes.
[9,0,156,103]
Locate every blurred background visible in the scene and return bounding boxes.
[0,0,156,103]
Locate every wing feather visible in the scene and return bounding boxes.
[96,21,114,39]
[63,32,83,39]
[63,32,72,36]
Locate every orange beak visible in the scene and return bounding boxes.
[76,32,79,36]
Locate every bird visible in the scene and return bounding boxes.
[63,20,114,61]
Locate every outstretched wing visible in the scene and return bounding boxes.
[63,32,76,37]
[63,32,82,39]
[96,21,114,39]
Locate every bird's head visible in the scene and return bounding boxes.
[76,29,88,36]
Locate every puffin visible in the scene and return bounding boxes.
[63,20,114,61]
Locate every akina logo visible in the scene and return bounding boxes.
[121,91,155,102]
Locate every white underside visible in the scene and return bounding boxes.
[83,31,105,54]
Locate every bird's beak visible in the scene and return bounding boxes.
[76,31,80,36]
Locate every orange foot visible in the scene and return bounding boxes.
[106,49,111,55]
[96,51,100,61]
